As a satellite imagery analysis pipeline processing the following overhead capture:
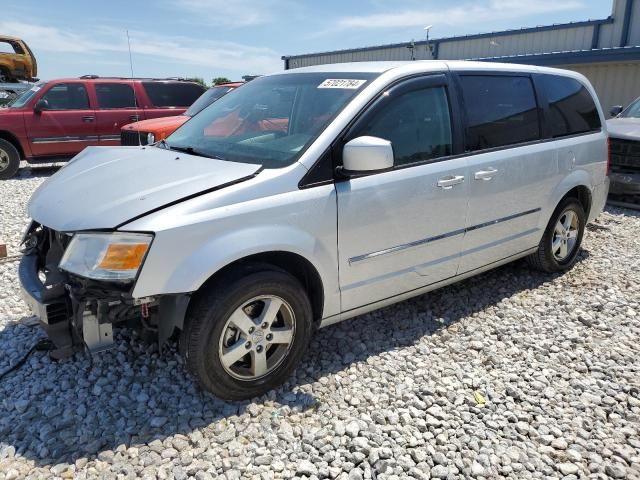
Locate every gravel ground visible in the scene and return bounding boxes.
[1,168,639,480]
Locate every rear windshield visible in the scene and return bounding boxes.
[165,72,376,168]
[185,86,234,117]
[142,82,205,107]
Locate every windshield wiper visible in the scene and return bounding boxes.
[161,142,224,161]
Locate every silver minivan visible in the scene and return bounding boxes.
[20,61,609,399]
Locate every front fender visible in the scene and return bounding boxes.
[129,183,340,318]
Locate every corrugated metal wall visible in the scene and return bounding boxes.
[286,24,602,69]
[284,0,640,69]
[564,62,640,111]
[438,27,594,60]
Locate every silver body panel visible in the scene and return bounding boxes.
[27,61,610,328]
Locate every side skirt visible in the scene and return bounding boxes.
[319,246,538,329]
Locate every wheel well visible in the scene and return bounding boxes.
[0,130,24,159]
[563,185,592,217]
[205,252,325,324]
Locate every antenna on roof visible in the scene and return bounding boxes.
[424,25,434,58]
[126,29,141,147]
[407,39,416,61]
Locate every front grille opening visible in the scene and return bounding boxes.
[610,138,640,172]
[120,130,148,146]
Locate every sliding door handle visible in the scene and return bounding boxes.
[474,168,498,180]
[437,175,465,189]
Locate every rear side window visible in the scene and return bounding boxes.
[459,75,540,152]
[96,83,136,109]
[359,86,452,166]
[539,75,601,137]
[41,83,90,110]
[142,82,205,107]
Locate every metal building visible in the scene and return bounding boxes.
[282,0,640,110]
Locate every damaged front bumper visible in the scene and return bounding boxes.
[18,224,190,358]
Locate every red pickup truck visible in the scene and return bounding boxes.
[0,76,205,179]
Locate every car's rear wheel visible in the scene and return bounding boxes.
[0,139,20,180]
[180,266,313,400]
[527,197,586,272]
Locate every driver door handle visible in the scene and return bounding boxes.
[437,175,465,189]
[474,168,498,180]
[82,115,95,123]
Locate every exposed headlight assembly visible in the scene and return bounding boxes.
[59,233,152,282]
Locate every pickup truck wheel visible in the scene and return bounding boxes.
[527,197,585,273]
[0,139,20,180]
[180,267,313,400]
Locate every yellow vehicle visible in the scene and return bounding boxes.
[0,35,37,82]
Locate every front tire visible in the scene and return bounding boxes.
[527,197,586,273]
[180,266,313,400]
[0,139,20,180]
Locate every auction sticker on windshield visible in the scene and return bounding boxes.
[318,79,367,89]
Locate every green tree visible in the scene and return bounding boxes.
[187,77,207,88]
[212,77,232,85]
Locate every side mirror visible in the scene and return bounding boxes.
[34,98,49,114]
[610,105,624,117]
[342,136,394,175]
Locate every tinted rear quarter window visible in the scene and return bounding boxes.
[459,75,540,152]
[96,83,136,109]
[142,82,205,107]
[539,75,601,137]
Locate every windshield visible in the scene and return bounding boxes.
[621,97,640,118]
[185,86,234,117]
[165,72,376,168]
[7,82,42,108]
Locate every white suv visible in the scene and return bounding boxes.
[21,61,609,399]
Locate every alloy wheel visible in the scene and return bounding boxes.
[552,209,579,261]
[0,148,9,172]
[217,295,296,381]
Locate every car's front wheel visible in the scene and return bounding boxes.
[0,139,20,180]
[180,266,313,400]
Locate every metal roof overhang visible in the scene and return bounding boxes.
[475,46,640,66]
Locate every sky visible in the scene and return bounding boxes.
[2,0,614,83]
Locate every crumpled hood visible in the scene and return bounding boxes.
[606,117,640,141]
[28,146,261,231]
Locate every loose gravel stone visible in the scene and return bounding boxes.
[1,171,639,479]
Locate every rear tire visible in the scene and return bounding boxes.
[527,197,585,273]
[0,139,20,180]
[180,266,313,400]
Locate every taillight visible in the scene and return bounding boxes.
[606,137,611,176]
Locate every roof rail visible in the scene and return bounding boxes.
[78,75,195,82]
